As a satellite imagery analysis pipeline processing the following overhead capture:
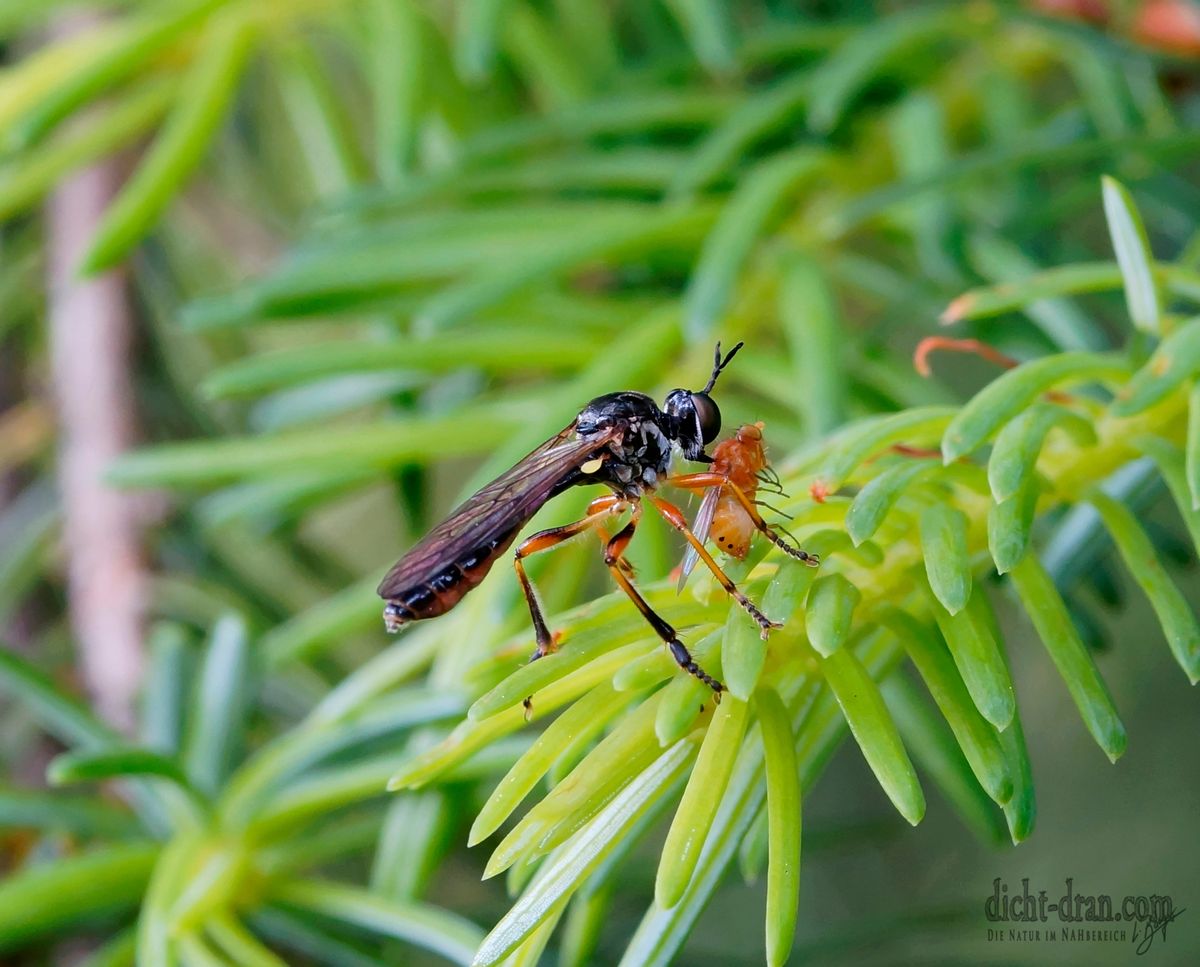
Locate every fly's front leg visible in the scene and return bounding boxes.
[649,496,780,640]
[670,472,820,567]
[603,501,724,699]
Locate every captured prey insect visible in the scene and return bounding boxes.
[675,421,798,592]
[376,342,818,700]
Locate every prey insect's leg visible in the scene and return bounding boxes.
[649,496,780,640]
[514,493,625,661]
[670,472,820,566]
[603,501,724,699]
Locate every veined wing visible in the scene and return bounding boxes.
[378,423,618,597]
[676,485,719,593]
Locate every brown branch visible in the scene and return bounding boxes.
[45,12,147,734]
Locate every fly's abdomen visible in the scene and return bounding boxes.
[382,527,519,631]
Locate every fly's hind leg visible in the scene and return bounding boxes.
[514,493,625,715]
[670,472,820,567]
[514,493,625,661]
[603,501,724,700]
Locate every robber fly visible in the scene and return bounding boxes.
[377,343,818,699]
[675,421,791,591]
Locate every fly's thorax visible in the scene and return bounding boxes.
[574,391,674,496]
[575,391,663,434]
[585,423,673,495]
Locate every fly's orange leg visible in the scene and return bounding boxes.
[670,472,820,567]
[602,501,724,699]
[649,496,780,639]
[595,520,637,578]
[514,494,626,715]
[514,492,625,660]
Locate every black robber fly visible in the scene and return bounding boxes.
[377,342,818,700]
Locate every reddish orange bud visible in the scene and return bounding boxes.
[1133,0,1200,57]
[1027,0,1111,25]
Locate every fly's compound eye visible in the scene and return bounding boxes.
[691,392,721,444]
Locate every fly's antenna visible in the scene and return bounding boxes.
[702,340,745,393]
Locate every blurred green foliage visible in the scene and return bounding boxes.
[1,1,1200,965]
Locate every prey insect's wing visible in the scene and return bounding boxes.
[378,423,619,597]
[676,485,719,593]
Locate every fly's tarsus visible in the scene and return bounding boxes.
[668,639,724,699]
[771,526,820,566]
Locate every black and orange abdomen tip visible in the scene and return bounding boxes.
[381,529,521,630]
[383,602,410,632]
[384,582,457,626]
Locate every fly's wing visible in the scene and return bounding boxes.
[378,423,617,598]
[676,485,719,593]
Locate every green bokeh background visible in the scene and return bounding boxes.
[1,1,1199,964]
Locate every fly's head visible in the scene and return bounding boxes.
[663,388,720,461]
[663,340,744,463]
